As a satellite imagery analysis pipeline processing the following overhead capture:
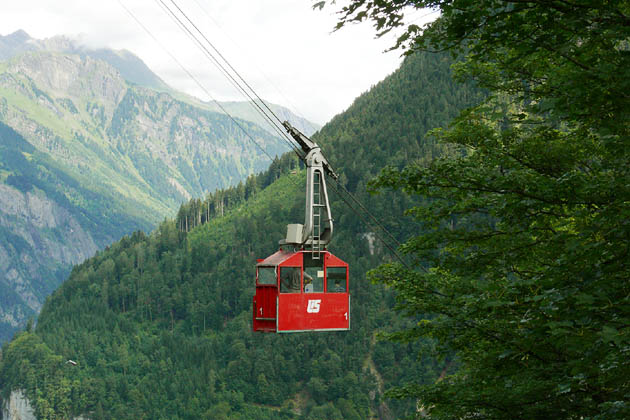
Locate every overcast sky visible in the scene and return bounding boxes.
[0,1,437,125]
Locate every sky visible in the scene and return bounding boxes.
[0,1,438,125]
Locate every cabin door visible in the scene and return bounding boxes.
[253,266,278,332]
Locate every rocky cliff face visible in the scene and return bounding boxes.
[1,390,36,420]
[7,52,126,106]
[0,183,98,333]
[1,390,90,420]
[0,29,169,92]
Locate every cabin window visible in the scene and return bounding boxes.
[257,266,276,285]
[304,253,324,293]
[326,267,347,292]
[280,267,301,293]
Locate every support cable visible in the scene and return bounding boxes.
[327,177,444,300]
[159,0,300,154]
[326,177,411,269]
[156,0,301,156]
[117,0,279,163]
[166,0,292,135]
[125,0,421,277]
[332,177,404,249]
[190,0,319,135]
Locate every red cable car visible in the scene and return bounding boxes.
[253,122,350,333]
[253,250,350,332]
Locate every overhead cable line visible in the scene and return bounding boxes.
[117,0,280,164]
[156,0,301,156]
[190,0,319,135]
[407,8,441,24]
[153,0,306,190]
[167,0,289,130]
[326,178,411,270]
[332,178,405,250]
[128,0,414,270]
[328,176,442,297]
[165,0,408,266]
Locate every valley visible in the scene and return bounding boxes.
[0,30,315,341]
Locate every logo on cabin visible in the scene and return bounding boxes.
[307,299,321,313]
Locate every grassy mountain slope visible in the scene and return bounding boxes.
[0,51,484,419]
[0,50,285,207]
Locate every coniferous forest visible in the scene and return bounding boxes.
[0,51,484,419]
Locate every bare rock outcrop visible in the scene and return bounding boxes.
[1,390,36,420]
[1,390,91,420]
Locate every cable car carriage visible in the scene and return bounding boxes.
[253,122,350,333]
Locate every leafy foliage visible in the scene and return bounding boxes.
[323,0,630,418]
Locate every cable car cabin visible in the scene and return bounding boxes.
[253,250,350,333]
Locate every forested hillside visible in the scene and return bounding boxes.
[0,122,148,342]
[0,51,484,419]
[0,38,297,340]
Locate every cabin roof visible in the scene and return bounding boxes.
[256,250,297,267]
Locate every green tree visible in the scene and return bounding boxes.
[323,0,630,419]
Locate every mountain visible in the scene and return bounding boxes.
[0,37,294,341]
[0,51,485,419]
[0,30,169,92]
[0,30,320,136]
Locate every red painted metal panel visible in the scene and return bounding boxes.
[256,286,277,318]
[278,252,303,267]
[324,252,347,267]
[253,286,278,332]
[258,250,298,267]
[277,292,350,332]
[254,250,350,333]
[253,261,279,332]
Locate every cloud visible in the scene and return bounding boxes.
[0,0,417,125]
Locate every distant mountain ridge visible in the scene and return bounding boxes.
[205,100,321,137]
[0,29,170,91]
[0,30,320,136]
